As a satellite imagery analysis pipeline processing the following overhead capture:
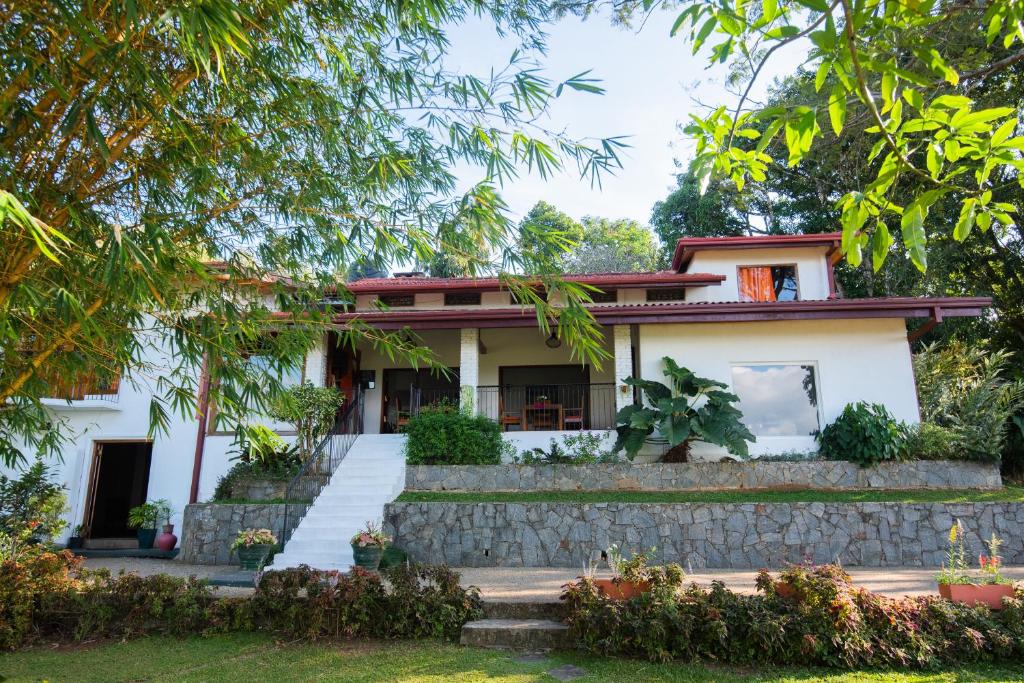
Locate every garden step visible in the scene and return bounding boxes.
[460,618,570,651]
[481,600,564,621]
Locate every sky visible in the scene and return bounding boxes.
[443,8,810,227]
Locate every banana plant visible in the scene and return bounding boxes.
[613,357,755,459]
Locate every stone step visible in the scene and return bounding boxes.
[482,600,564,620]
[460,618,570,651]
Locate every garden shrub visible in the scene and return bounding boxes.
[404,404,511,465]
[514,432,618,464]
[817,402,907,467]
[6,561,481,650]
[914,342,1024,463]
[902,423,963,461]
[562,563,1024,669]
[0,460,68,542]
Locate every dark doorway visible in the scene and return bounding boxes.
[85,441,153,539]
[381,367,460,432]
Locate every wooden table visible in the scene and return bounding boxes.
[522,404,563,430]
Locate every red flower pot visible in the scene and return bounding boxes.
[938,583,1014,610]
[156,524,178,552]
[591,578,651,601]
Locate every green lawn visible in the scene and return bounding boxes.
[3,634,1024,682]
[395,486,1024,505]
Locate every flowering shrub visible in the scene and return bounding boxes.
[562,563,1024,669]
[0,461,67,543]
[4,562,480,650]
[350,521,389,548]
[230,528,277,552]
[936,521,1012,586]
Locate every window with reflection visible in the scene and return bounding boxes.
[731,364,819,436]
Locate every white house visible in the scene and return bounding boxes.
[12,232,989,548]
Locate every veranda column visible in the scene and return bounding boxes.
[459,328,480,412]
[612,325,633,414]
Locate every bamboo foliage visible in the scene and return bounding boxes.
[0,0,622,465]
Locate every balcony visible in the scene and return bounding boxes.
[42,375,121,410]
[476,383,615,431]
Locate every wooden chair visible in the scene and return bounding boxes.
[563,404,585,430]
[395,394,412,431]
[498,391,523,431]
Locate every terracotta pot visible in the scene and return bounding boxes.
[774,582,799,600]
[938,583,1015,610]
[156,524,177,552]
[592,578,651,600]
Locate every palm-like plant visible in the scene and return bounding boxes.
[613,357,755,460]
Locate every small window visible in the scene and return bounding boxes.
[378,294,414,307]
[646,287,686,302]
[731,364,819,437]
[738,265,798,302]
[590,289,618,304]
[444,292,482,306]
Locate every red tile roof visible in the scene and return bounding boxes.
[671,232,843,271]
[329,296,990,330]
[345,271,725,294]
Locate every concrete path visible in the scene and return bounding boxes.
[85,558,1024,601]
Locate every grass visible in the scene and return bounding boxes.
[3,634,1024,682]
[395,486,1024,505]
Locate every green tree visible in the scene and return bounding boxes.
[649,171,753,257]
[626,0,1024,272]
[0,1,623,465]
[563,216,662,272]
[518,201,585,268]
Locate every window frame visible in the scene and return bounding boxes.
[735,263,801,302]
[589,289,618,304]
[378,293,416,308]
[443,292,482,306]
[728,361,822,438]
[645,287,686,302]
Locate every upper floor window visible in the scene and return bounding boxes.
[590,289,618,304]
[738,265,798,302]
[646,287,686,302]
[378,294,415,307]
[444,292,482,306]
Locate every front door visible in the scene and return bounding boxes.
[84,441,153,539]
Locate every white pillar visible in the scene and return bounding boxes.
[303,333,327,386]
[459,328,480,412]
[613,325,634,413]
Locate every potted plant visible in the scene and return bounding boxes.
[533,395,549,408]
[127,499,170,549]
[613,357,756,463]
[350,521,390,569]
[937,521,1015,610]
[591,545,655,600]
[232,528,278,570]
[155,503,178,552]
[66,524,86,550]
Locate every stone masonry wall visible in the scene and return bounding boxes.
[383,501,1024,569]
[180,503,304,565]
[405,461,1001,492]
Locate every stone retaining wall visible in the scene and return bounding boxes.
[180,503,305,565]
[405,461,1001,492]
[383,501,1024,569]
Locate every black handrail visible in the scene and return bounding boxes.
[280,387,364,546]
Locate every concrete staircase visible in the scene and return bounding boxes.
[460,600,570,651]
[269,434,406,572]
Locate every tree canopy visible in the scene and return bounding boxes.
[0,0,625,465]
[603,0,1024,273]
[519,201,661,273]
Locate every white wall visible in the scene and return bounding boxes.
[637,318,919,460]
[685,247,832,302]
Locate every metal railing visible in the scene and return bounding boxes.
[280,387,364,545]
[476,383,616,430]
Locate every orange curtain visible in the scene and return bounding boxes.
[738,267,776,302]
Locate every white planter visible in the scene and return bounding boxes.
[632,436,668,464]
